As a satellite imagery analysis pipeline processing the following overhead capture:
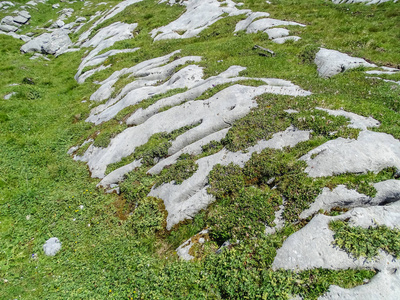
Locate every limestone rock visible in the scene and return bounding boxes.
[20,29,72,55]
[315,48,376,78]
[300,130,400,177]
[316,107,380,130]
[0,23,17,32]
[43,237,62,256]
[150,126,310,229]
[272,36,301,44]
[319,269,400,300]
[300,180,400,219]
[151,0,250,40]
[272,201,400,271]
[75,22,138,83]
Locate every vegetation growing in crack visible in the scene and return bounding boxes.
[1,0,400,298]
[331,220,400,259]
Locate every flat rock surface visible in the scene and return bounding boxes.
[315,48,376,78]
[273,201,400,271]
[300,130,400,177]
[319,269,400,300]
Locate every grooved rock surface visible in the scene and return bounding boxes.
[315,48,376,78]
[319,269,400,300]
[75,22,138,83]
[150,126,310,229]
[272,201,400,271]
[300,180,400,219]
[300,130,400,177]
[151,0,249,40]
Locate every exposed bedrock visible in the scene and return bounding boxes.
[300,180,400,219]
[151,0,250,41]
[20,29,72,55]
[319,269,400,300]
[300,130,400,177]
[272,201,400,271]
[149,126,311,230]
[151,0,304,43]
[76,0,143,45]
[75,22,139,83]
[87,56,309,125]
[315,48,376,78]
[79,82,310,179]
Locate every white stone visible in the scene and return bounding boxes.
[265,28,289,39]
[319,269,400,300]
[75,22,138,82]
[300,180,400,219]
[43,237,62,256]
[272,36,301,44]
[20,29,72,55]
[272,201,400,271]
[300,130,400,177]
[315,48,376,78]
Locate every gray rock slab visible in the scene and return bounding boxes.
[125,65,305,126]
[151,0,251,40]
[150,126,310,229]
[97,159,142,188]
[272,36,301,44]
[12,15,29,24]
[272,201,400,271]
[265,27,289,39]
[319,269,400,300]
[245,18,305,34]
[1,15,15,25]
[76,0,143,46]
[77,48,139,83]
[300,130,400,177]
[18,10,31,19]
[0,30,31,41]
[0,23,17,32]
[75,22,138,82]
[315,107,380,130]
[20,29,72,55]
[89,50,182,101]
[234,11,271,32]
[299,180,400,219]
[43,237,62,256]
[4,92,16,99]
[86,58,202,124]
[148,128,230,176]
[315,48,376,78]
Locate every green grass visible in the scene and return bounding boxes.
[1,0,400,298]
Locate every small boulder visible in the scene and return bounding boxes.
[315,48,376,78]
[20,29,72,55]
[0,23,18,32]
[43,237,62,256]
